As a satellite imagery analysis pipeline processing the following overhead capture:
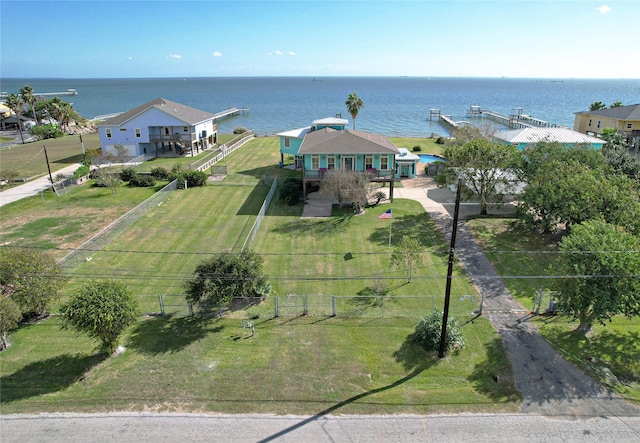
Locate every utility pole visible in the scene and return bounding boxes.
[438,175,463,358]
[43,145,54,192]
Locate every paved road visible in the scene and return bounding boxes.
[2,412,640,442]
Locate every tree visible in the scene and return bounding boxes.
[5,93,25,144]
[0,247,66,319]
[390,236,426,283]
[319,169,371,213]
[552,220,640,332]
[0,286,22,351]
[345,92,364,130]
[184,250,270,311]
[516,142,640,234]
[601,128,640,181]
[20,85,38,125]
[436,139,519,215]
[60,280,139,354]
[610,101,623,108]
[589,101,607,111]
[93,168,123,195]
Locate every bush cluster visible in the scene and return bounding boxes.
[73,165,90,179]
[129,174,156,187]
[150,167,170,180]
[436,136,446,145]
[170,169,208,189]
[412,145,422,152]
[279,177,302,205]
[119,167,137,182]
[30,124,63,140]
[233,126,248,134]
[411,310,465,353]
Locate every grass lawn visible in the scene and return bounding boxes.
[390,137,443,156]
[467,218,640,404]
[0,133,98,180]
[0,136,521,414]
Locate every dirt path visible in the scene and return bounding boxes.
[396,174,640,418]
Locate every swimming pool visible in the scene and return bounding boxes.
[417,154,444,163]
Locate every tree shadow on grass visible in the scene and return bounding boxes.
[127,314,223,355]
[258,333,439,443]
[468,337,521,402]
[270,213,354,237]
[0,352,107,404]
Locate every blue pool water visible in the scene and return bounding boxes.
[417,154,444,163]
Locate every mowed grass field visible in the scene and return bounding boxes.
[1,136,520,414]
[468,218,640,403]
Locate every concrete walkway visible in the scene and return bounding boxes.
[395,181,640,419]
[0,163,83,207]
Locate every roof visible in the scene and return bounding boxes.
[495,127,605,145]
[298,128,400,155]
[312,117,349,127]
[395,148,421,162]
[277,126,311,138]
[573,103,640,120]
[99,98,217,126]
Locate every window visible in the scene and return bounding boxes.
[380,156,389,170]
[327,156,335,170]
[365,155,373,170]
[627,123,633,129]
[284,137,290,148]
[183,127,189,132]
[106,128,112,138]
[135,128,141,138]
[119,128,127,132]
[597,120,601,128]
[588,119,592,127]
[311,155,320,170]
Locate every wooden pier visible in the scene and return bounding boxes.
[466,105,561,129]
[429,108,470,132]
[212,107,248,121]
[0,89,77,99]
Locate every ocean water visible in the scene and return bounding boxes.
[1,77,638,137]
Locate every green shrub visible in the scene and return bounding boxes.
[129,174,156,187]
[412,310,464,353]
[233,126,248,134]
[30,124,63,140]
[412,145,422,152]
[150,167,169,180]
[279,177,302,205]
[170,169,208,189]
[73,165,90,179]
[120,167,137,181]
[436,137,446,145]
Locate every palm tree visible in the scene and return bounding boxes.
[610,101,623,108]
[589,101,607,111]
[345,92,364,130]
[5,93,25,144]
[20,85,38,125]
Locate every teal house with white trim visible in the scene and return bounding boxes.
[277,118,401,200]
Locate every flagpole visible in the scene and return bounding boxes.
[388,207,393,248]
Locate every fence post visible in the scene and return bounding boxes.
[381,296,385,318]
[303,295,308,315]
[274,296,279,317]
[158,294,164,316]
[332,296,336,317]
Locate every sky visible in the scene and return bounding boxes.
[1,0,639,79]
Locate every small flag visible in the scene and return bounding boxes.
[378,209,392,219]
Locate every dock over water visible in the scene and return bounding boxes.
[466,105,562,129]
[0,89,77,99]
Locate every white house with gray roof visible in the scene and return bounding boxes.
[97,98,218,158]
[494,127,605,150]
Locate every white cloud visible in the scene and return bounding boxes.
[167,54,182,59]
[275,50,283,55]
[127,56,133,61]
[212,51,222,57]
[288,51,296,56]
[597,5,611,14]
[267,52,273,56]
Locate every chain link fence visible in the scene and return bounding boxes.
[155,293,481,320]
[57,179,178,269]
